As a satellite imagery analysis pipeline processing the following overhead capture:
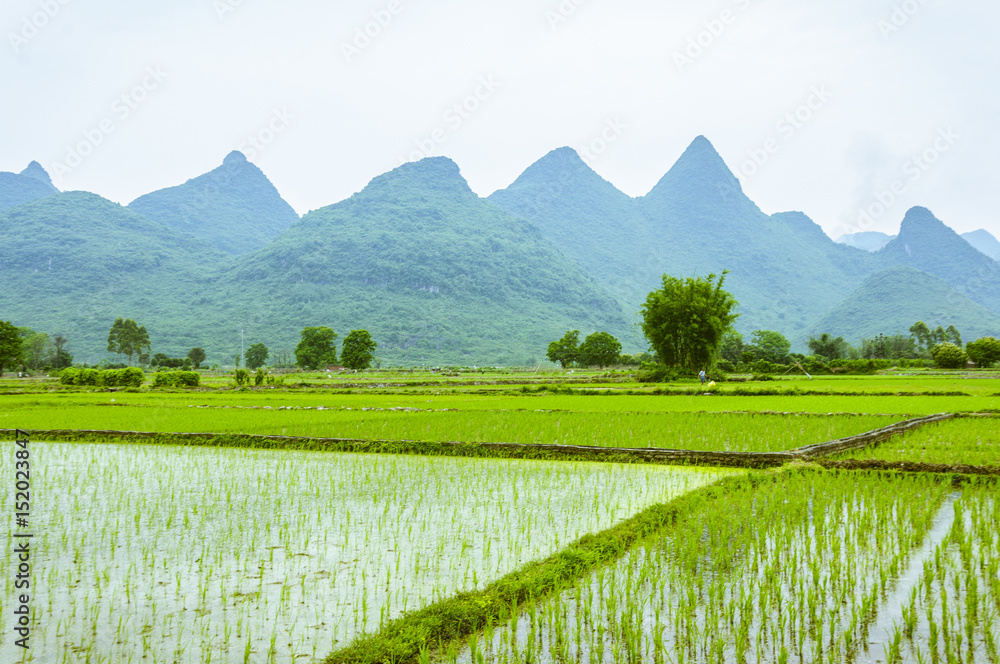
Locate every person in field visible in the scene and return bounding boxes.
[699,369,707,385]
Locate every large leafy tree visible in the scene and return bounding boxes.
[966,337,1000,368]
[749,330,791,364]
[639,272,738,372]
[546,330,580,368]
[341,330,377,370]
[295,326,338,369]
[187,347,206,369]
[578,332,622,368]
[20,329,54,370]
[107,318,150,365]
[808,333,848,361]
[245,343,269,370]
[0,320,23,376]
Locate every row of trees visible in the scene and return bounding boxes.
[546,331,623,368]
[0,321,74,375]
[549,272,1000,374]
[294,327,378,371]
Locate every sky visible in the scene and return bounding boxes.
[2,0,997,240]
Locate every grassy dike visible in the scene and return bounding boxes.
[322,471,770,664]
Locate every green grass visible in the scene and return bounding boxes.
[2,395,903,453]
[837,416,1000,467]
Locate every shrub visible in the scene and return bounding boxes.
[152,371,201,388]
[233,369,251,386]
[254,369,265,386]
[636,362,678,383]
[59,366,144,387]
[716,359,736,373]
[931,342,969,369]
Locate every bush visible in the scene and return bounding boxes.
[59,366,144,387]
[716,359,736,373]
[254,369,265,386]
[751,373,775,381]
[636,362,678,383]
[233,369,251,386]
[931,342,969,369]
[152,371,200,388]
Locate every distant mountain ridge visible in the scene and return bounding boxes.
[2,140,998,365]
[128,151,299,255]
[491,136,877,343]
[962,229,1000,261]
[837,231,895,252]
[0,161,59,213]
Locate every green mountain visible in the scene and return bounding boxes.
[877,207,1000,314]
[0,161,58,212]
[210,157,631,365]
[128,151,299,255]
[810,266,1000,341]
[0,191,229,360]
[490,136,875,346]
[962,229,1000,261]
[487,147,642,306]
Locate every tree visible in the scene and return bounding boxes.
[966,337,1000,368]
[808,333,848,361]
[0,321,23,376]
[244,343,269,370]
[107,318,150,366]
[52,334,72,369]
[749,330,791,364]
[295,326,338,369]
[640,272,739,372]
[578,332,622,368]
[546,330,580,368]
[187,347,206,369]
[341,330,377,370]
[909,321,931,354]
[718,330,744,364]
[944,325,962,347]
[931,342,968,369]
[21,330,53,370]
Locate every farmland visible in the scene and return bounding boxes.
[0,368,998,663]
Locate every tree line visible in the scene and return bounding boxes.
[545,271,1000,374]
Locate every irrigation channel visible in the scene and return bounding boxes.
[857,491,959,664]
[1,412,997,664]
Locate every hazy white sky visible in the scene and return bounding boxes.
[3,0,997,239]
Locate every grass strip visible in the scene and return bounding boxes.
[321,472,767,664]
[791,413,954,458]
[0,429,792,468]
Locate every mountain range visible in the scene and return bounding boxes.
[2,137,998,366]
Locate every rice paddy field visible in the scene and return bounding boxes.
[0,368,998,663]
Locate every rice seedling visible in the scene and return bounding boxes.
[0,440,734,663]
[448,470,959,664]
